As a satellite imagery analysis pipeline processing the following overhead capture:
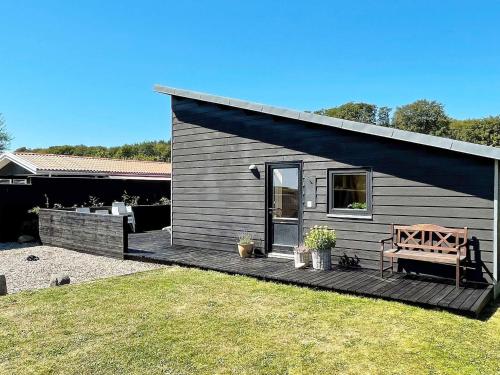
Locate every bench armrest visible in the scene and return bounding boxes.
[454,240,468,257]
[380,237,394,252]
[380,237,393,244]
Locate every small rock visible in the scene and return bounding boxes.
[0,275,7,296]
[26,255,40,261]
[18,235,35,244]
[49,274,71,287]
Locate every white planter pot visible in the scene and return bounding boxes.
[294,250,311,269]
[311,249,332,270]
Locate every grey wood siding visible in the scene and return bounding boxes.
[171,97,496,283]
[39,209,127,259]
[497,161,500,285]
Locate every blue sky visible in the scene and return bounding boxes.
[1,1,499,150]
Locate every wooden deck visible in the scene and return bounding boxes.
[127,231,494,317]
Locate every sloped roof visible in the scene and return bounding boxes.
[0,152,171,179]
[155,84,500,160]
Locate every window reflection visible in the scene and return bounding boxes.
[333,174,367,210]
[273,168,299,219]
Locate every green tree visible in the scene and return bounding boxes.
[451,116,500,147]
[19,140,171,162]
[392,100,450,137]
[315,103,392,126]
[377,106,392,127]
[315,102,378,124]
[0,114,12,151]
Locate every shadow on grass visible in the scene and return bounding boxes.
[479,299,499,321]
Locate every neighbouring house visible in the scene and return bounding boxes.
[156,85,499,297]
[0,153,171,241]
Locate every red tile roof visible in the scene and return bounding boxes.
[13,153,171,177]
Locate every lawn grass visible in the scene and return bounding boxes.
[0,267,499,374]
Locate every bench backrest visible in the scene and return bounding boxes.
[390,224,467,255]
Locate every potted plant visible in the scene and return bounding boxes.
[237,232,254,258]
[293,244,311,269]
[304,225,336,270]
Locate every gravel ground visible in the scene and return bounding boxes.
[0,242,165,294]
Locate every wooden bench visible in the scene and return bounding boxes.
[380,224,468,288]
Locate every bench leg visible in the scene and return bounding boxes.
[391,257,394,276]
[456,261,460,289]
[380,251,384,278]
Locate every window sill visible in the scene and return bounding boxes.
[326,213,373,220]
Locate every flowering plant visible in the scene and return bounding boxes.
[304,226,336,251]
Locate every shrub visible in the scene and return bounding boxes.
[238,232,253,245]
[304,226,336,251]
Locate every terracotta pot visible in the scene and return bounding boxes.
[238,242,254,258]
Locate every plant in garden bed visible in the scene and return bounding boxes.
[157,197,171,205]
[87,195,104,207]
[122,190,140,206]
[27,206,40,215]
[304,226,336,270]
[293,244,311,269]
[237,232,254,258]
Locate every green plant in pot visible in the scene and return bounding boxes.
[304,225,336,270]
[237,232,254,258]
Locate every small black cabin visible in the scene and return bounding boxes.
[156,85,499,296]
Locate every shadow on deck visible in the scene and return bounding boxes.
[127,230,494,318]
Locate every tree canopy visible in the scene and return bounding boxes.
[315,102,378,124]
[316,99,498,147]
[16,140,171,162]
[451,116,500,147]
[315,103,392,127]
[0,114,12,152]
[392,100,450,137]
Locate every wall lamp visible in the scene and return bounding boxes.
[248,164,260,179]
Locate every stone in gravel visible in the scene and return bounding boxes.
[18,235,35,243]
[26,255,40,261]
[0,275,6,295]
[50,274,71,287]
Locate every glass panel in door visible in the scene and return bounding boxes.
[268,165,300,252]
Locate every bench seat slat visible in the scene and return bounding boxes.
[396,242,459,253]
[383,248,466,264]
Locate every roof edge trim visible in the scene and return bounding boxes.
[0,152,38,174]
[154,84,500,160]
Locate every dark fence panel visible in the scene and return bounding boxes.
[0,184,38,241]
[0,177,170,241]
[132,205,171,232]
[39,209,127,259]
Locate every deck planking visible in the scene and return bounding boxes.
[127,231,493,317]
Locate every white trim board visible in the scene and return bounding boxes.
[0,152,38,174]
[267,252,294,260]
